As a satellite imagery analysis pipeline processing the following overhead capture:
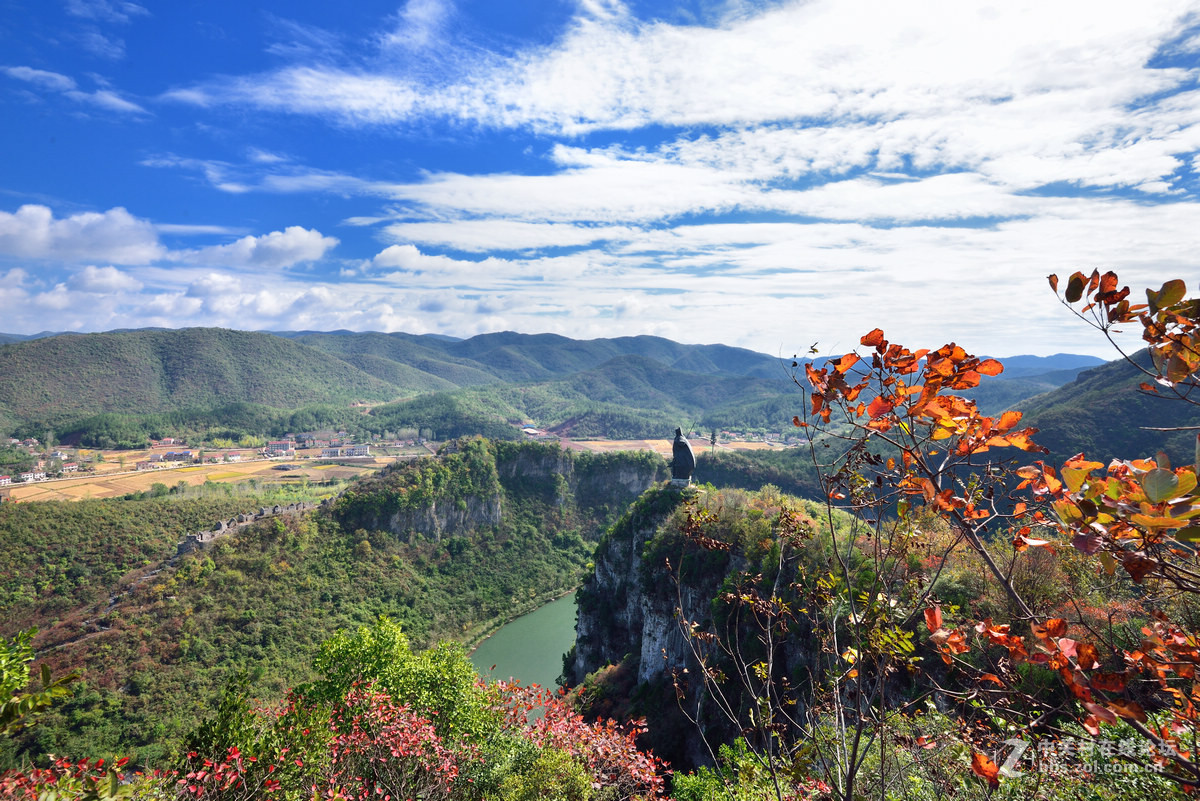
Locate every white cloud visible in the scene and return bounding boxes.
[66,87,146,113]
[264,16,342,60]
[186,226,339,269]
[3,65,146,113]
[371,243,517,281]
[2,66,76,91]
[381,220,641,251]
[65,0,149,24]
[167,0,1198,138]
[76,30,126,60]
[381,0,454,51]
[0,204,165,264]
[67,265,143,292]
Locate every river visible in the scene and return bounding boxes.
[470,593,578,688]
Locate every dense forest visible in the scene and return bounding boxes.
[0,328,1103,449]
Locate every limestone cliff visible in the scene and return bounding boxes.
[571,484,823,769]
[334,437,666,544]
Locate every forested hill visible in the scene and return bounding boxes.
[290,330,787,383]
[1017,349,1200,466]
[0,328,399,427]
[367,354,805,440]
[0,326,1107,445]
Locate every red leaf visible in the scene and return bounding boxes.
[971,752,1000,788]
[924,606,943,634]
[860,328,886,347]
[1090,672,1126,693]
[867,395,895,419]
[976,358,1004,376]
[1084,702,1117,726]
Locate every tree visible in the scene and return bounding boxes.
[1,628,77,736]
[669,272,1200,798]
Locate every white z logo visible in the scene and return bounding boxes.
[1000,738,1030,776]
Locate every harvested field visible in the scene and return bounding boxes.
[4,457,385,502]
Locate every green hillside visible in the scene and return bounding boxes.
[294,332,503,387]
[0,439,665,766]
[1018,349,1200,466]
[0,329,399,427]
[0,327,1104,447]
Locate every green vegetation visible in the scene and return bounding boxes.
[0,329,399,429]
[0,446,34,475]
[0,494,307,629]
[1,617,667,800]
[1018,348,1200,466]
[0,439,662,768]
[0,327,1099,451]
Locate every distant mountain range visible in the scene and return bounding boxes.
[0,327,1129,455]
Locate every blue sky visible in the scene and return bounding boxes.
[2,0,1199,358]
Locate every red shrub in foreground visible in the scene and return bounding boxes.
[493,681,669,800]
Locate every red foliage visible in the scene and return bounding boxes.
[492,681,669,799]
[323,687,462,801]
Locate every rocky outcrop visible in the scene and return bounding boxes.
[571,485,822,769]
[494,441,666,513]
[386,493,503,542]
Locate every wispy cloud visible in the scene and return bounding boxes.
[380,0,454,52]
[3,65,147,114]
[64,0,149,24]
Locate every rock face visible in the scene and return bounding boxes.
[385,493,503,541]
[572,488,686,685]
[334,437,667,544]
[571,485,821,770]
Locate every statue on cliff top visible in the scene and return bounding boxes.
[671,427,695,484]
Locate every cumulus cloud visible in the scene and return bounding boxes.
[372,243,493,279]
[187,226,339,269]
[0,204,165,264]
[67,265,143,292]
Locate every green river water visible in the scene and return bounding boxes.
[470,593,578,688]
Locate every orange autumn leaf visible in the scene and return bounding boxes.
[1106,699,1148,723]
[976,358,1004,376]
[924,606,943,634]
[1077,642,1100,670]
[971,752,1000,788]
[997,410,1023,430]
[860,328,886,347]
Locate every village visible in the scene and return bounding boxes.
[0,429,413,497]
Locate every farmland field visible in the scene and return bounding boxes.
[2,457,395,502]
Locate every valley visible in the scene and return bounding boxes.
[1,322,1196,799]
